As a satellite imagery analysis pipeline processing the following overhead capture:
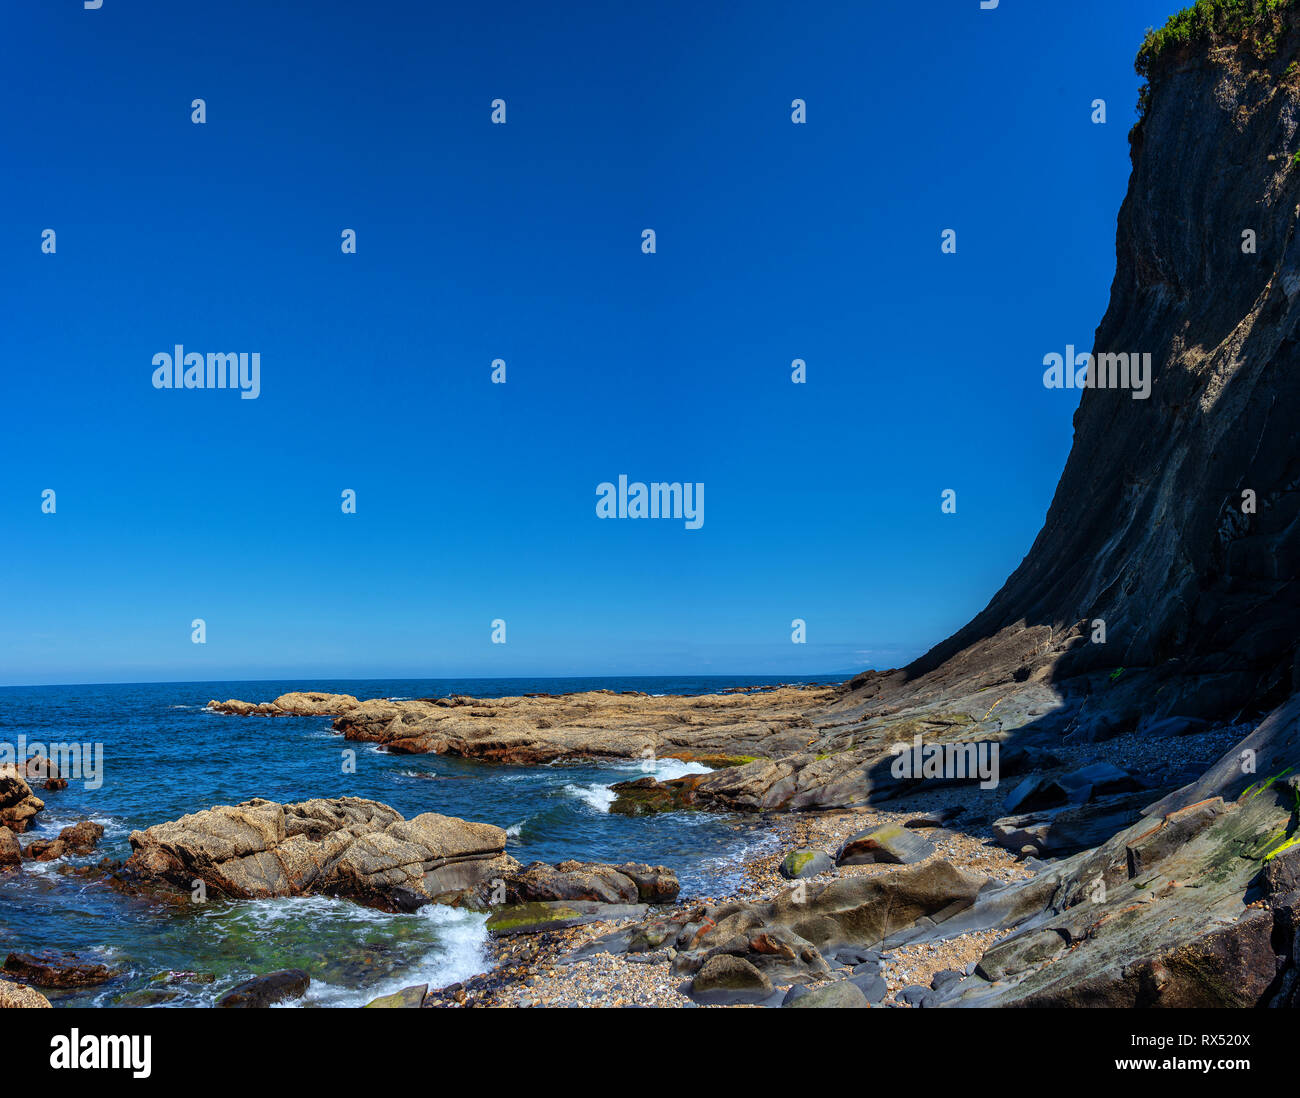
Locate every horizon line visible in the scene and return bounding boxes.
[0,669,861,691]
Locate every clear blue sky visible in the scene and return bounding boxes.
[0,0,1179,686]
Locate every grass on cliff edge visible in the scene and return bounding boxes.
[1137,0,1295,76]
[1133,0,1297,129]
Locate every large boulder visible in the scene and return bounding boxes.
[689,954,773,1005]
[0,766,43,834]
[505,861,636,905]
[779,849,834,879]
[771,860,987,948]
[835,823,935,866]
[217,969,310,1007]
[613,862,680,904]
[608,775,706,816]
[0,827,20,870]
[124,797,514,911]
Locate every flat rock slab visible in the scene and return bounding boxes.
[992,789,1160,857]
[1003,764,1144,816]
[836,823,935,866]
[486,901,649,937]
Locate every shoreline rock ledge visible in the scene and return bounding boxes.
[122,796,681,921]
[124,797,516,912]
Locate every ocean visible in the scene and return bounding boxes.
[0,675,840,1006]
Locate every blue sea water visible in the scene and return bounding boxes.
[0,675,839,1007]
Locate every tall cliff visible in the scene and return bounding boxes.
[871,1,1300,728]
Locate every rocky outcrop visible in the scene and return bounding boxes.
[830,2,1300,739]
[210,686,834,768]
[609,775,707,815]
[4,951,119,988]
[122,796,682,923]
[0,766,43,834]
[207,691,360,717]
[24,820,104,862]
[21,754,67,792]
[123,797,516,912]
[991,790,1162,858]
[866,695,1300,1007]
[206,686,1062,819]
[570,859,989,1002]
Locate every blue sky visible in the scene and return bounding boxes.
[0,0,1179,685]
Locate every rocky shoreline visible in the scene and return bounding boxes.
[12,8,1300,1006]
[1,672,1290,1011]
[439,801,1036,1009]
[418,709,1261,1009]
[6,2,1300,1017]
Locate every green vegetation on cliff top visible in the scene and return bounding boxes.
[1137,0,1295,75]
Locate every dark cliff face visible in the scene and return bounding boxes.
[875,14,1300,721]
